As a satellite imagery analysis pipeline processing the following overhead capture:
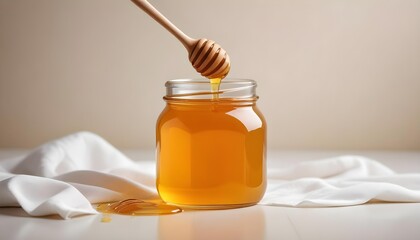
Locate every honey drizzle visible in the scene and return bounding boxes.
[210,78,221,99]
[96,199,182,221]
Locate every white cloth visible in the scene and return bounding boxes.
[261,156,420,206]
[1,132,419,219]
[0,132,158,219]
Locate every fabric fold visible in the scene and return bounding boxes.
[1,131,419,219]
[262,156,420,207]
[0,132,159,219]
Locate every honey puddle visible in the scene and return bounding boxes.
[97,199,182,222]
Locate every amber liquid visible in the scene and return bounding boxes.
[96,199,182,221]
[210,78,221,99]
[156,95,266,208]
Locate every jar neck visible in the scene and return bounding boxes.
[164,79,258,101]
[164,97,258,107]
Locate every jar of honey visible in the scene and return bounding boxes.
[156,79,266,209]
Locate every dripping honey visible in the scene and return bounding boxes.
[210,78,221,99]
[156,79,266,208]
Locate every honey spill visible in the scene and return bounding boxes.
[100,214,112,223]
[96,199,182,221]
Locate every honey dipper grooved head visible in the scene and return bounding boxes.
[189,39,231,79]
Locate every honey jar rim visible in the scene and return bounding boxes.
[164,78,258,100]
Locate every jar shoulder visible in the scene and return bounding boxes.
[157,104,266,132]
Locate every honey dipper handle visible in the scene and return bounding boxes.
[131,0,195,49]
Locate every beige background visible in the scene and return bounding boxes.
[1,0,419,150]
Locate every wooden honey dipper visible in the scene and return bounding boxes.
[131,0,230,79]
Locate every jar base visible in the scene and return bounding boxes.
[165,202,257,210]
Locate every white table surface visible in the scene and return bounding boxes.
[1,150,420,240]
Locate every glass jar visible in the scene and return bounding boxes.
[156,79,266,209]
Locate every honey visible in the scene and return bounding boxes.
[96,199,182,218]
[100,214,112,223]
[156,79,266,208]
[210,78,221,99]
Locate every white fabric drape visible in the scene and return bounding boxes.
[1,132,419,219]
